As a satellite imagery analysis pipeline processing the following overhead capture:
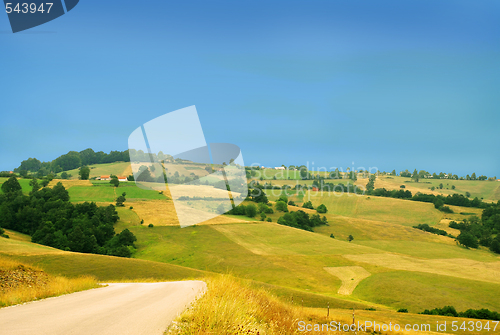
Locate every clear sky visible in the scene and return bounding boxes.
[1,0,499,177]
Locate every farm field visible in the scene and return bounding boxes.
[2,161,500,327]
[62,162,132,180]
[0,177,34,195]
[362,175,500,202]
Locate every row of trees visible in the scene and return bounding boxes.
[277,210,328,231]
[420,306,500,321]
[394,169,495,181]
[0,176,137,257]
[448,202,500,253]
[14,149,130,177]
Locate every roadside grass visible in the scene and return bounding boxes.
[0,256,98,308]
[168,274,360,335]
[353,271,500,313]
[170,274,470,335]
[0,236,206,281]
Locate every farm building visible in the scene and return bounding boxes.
[274,167,286,170]
[99,175,111,181]
[117,176,128,182]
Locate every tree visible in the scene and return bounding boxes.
[366,175,376,193]
[116,192,126,207]
[330,234,334,238]
[451,185,455,190]
[316,204,328,213]
[1,176,22,194]
[79,166,90,180]
[391,170,396,176]
[457,232,478,249]
[302,201,314,209]
[275,200,288,212]
[471,173,477,180]
[61,171,69,179]
[110,177,119,187]
[245,204,257,218]
[260,213,266,221]
[348,235,354,242]
[412,169,419,182]
[465,191,471,198]
[439,183,443,189]
[29,178,40,195]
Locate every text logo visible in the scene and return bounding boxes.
[4,0,79,33]
[128,106,248,228]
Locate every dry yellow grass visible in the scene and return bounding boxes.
[343,254,500,284]
[323,266,371,295]
[131,200,250,227]
[48,179,93,188]
[168,275,372,335]
[168,274,447,335]
[0,256,99,307]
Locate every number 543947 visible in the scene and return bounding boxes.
[5,3,53,14]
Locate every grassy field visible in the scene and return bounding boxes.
[369,175,500,202]
[62,162,132,180]
[0,177,34,195]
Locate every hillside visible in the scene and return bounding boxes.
[2,161,500,334]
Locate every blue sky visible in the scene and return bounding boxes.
[0,0,499,177]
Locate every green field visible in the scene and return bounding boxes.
[62,161,132,180]
[373,175,500,202]
[0,177,34,195]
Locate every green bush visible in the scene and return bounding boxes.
[397,308,408,313]
[316,204,327,213]
[148,224,154,228]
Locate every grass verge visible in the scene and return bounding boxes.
[0,256,98,308]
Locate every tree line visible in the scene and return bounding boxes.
[14,148,130,177]
[448,202,500,253]
[0,176,137,257]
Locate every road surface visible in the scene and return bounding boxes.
[0,281,206,335]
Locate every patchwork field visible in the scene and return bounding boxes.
[368,175,500,202]
[62,162,132,180]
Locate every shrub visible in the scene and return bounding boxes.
[129,206,133,210]
[330,234,334,239]
[302,201,314,209]
[288,200,296,206]
[148,224,154,228]
[316,204,327,213]
[400,185,405,189]
[275,201,288,212]
[260,213,266,221]
[266,218,272,222]
[397,308,408,313]
[246,204,257,218]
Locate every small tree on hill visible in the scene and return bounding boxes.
[246,204,257,218]
[275,200,288,212]
[302,201,314,209]
[79,166,90,180]
[110,176,119,187]
[116,192,126,207]
[348,235,354,242]
[457,232,478,249]
[316,204,327,213]
[1,176,22,194]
